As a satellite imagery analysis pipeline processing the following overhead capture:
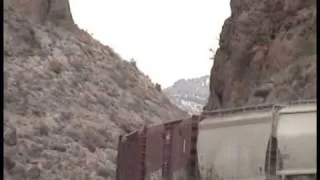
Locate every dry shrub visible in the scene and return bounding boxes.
[127,100,144,113]
[129,58,137,68]
[96,127,113,142]
[110,111,140,133]
[4,126,17,146]
[77,29,93,44]
[27,166,41,179]
[31,108,45,117]
[4,156,16,170]
[49,59,63,74]
[63,126,82,142]
[82,129,107,152]
[96,167,111,178]
[8,162,27,180]
[296,38,316,57]
[83,139,96,153]
[59,111,73,122]
[39,123,49,136]
[155,83,162,92]
[69,57,84,71]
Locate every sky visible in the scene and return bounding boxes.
[69,0,231,88]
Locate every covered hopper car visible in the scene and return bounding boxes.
[116,100,317,180]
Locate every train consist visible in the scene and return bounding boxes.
[116,100,316,180]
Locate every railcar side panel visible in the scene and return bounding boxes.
[171,118,193,180]
[145,124,165,180]
[276,103,317,176]
[197,109,275,180]
[116,131,143,180]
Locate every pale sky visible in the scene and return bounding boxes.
[69,0,231,88]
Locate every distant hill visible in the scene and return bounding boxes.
[164,75,210,114]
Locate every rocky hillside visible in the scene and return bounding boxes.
[205,0,316,110]
[165,76,210,114]
[4,1,188,180]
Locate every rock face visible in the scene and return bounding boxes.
[4,1,188,180]
[205,0,316,110]
[5,0,75,28]
[165,76,210,114]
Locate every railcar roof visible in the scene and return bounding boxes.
[202,104,282,117]
[278,103,317,114]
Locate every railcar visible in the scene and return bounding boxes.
[116,117,199,180]
[116,100,317,180]
[275,100,317,180]
[197,104,282,180]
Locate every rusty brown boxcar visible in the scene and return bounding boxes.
[116,129,145,180]
[116,115,202,180]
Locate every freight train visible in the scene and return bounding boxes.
[116,100,316,180]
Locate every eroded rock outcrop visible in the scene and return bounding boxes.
[4,1,188,180]
[5,0,75,28]
[205,0,316,110]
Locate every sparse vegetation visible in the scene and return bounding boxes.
[96,167,112,178]
[254,34,270,45]
[130,58,137,67]
[209,48,215,60]
[49,59,63,74]
[296,37,316,57]
[39,123,49,136]
[3,1,183,180]
[69,58,84,71]
[155,83,162,92]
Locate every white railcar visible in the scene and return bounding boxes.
[197,100,317,180]
[275,100,317,180]
[197,105,281,180]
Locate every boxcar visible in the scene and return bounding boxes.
[116,116,198,180]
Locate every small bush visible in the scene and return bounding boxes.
[82,129,107,151]
[59,111,73,122]
[39,124,49,136]
[64,127,82,142]
[129,58,137,68]
[96,167,111,178]
[155,83,162,92]
[296,38,316,57]
[4,156,16,170]
[4,126,17,146]
[49,60,62,74]
[209,48,215,60]
[69,58,84,71]
[84,139,96,153]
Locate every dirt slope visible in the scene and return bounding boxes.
[4,1,188,180]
